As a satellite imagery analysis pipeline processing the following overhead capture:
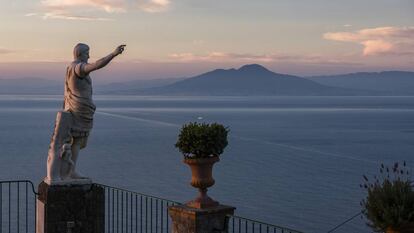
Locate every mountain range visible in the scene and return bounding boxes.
[132,64,361,96]
[1,64,413,96]
[307,71,414,95]
[0,77,63,94]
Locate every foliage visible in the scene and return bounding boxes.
[360,162,414,232]
[175,122,229,158]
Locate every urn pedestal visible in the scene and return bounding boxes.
[168,204,235,233]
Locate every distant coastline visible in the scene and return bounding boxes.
[1,64,413,96]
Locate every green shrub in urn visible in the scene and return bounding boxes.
[175,122,229,159]
[175,122,230,208]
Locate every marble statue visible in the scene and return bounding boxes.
[45,43,126,185]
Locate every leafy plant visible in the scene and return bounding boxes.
[175,122,229,158]
[360,162,414,232]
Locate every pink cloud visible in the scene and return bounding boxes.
[169,52,274,62]
[323,26,414,56]
[361,40,393,56]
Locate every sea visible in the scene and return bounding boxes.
[1,95,414,233]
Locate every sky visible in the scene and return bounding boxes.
[0,0,413,83]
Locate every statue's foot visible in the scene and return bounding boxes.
[70,170,89,179]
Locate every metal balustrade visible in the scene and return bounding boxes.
[96,183,180,233]
[0,180,305,233]
[0,180,38,233]
[228,215,304,233]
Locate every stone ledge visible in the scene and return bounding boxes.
[169,204,235,216]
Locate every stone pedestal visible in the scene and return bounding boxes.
[36,181,104,233]
[168,204,235,233]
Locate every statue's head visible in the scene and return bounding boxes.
[73,43,90,62]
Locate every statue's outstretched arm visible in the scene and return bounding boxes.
[82,45,126,75]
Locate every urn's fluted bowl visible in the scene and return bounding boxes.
[184,156,219,189]
[184,156,220,208]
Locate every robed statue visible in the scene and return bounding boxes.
[45,43,126,184]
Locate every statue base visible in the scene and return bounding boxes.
[36,181,104,233]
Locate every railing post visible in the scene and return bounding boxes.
[168,204,235,233]
[36,181,104,233]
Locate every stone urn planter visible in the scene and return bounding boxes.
[361,162,414,233]
[184,156,219,208]
[175,122,229,209]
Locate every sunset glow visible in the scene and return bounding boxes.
[1,0,413,81]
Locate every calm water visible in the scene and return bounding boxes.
[1,95,414,233]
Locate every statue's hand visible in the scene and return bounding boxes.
[113,45,126,56]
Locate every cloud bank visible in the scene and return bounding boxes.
[28,0,171,21]
[0,48,14,54]
[324,26,414,56]
[168,52,361,66]
[138,0,170,13]
[41,0,126,13]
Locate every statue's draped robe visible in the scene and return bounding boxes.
[63,61,96,147]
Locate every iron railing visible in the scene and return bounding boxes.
[0,180,38,233]
[97,183,306,233]
[96,183,181,233]
[228,215,304,233]
[0,180,305,233]
[326,211,364,233]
